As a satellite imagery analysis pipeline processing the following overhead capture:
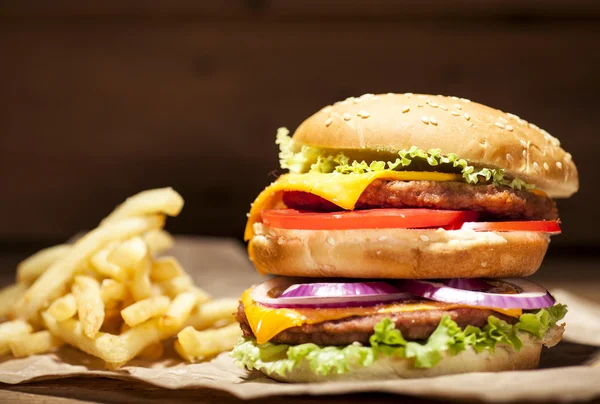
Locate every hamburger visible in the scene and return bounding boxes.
[232,93,578,382]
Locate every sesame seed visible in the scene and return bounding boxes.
[450,111,460,116]
[246,213,250,217]
[277,237,285,245]
[533,162,540,171]
[325,117,333,127]
[378,236,387,241]
[543,162,550,171]
[357,110,370,118]
[464,113,471,121]
[421,116,430,124]
[387,92,394,96]
[402,106,410,113]
[522,149,527,158]
[404,92,413,97]
[565,153,572,161]
[450,96,459,100]
[498,117,508,123]
[506,153,513,162]
[417,95,427,99]
[520,139,528,147]
[322,106,332,113]
[371,96,380,101]
[420,235,430,242]
[507,113,519,120]
[427,101,438,108]
[481,261,487,267]
[352,98,360,104]
[473,124,477,128]
[430,116,438,125]
[506,125,513,131]
[495,122,505,129]
[556,161,563,169]
[529,123,540,130]
[360,93,374,99]
[440,105,448,111]
[454,104,462,110]
[343,113,351,121]
[327,237,335,246]
[460,98,471,103]
[517,118,527,125]
[418,104,424,108]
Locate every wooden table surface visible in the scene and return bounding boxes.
[1,237,599,404]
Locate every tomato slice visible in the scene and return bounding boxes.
[261,209,480,230]
[460,221,561,234]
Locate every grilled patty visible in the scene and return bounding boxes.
[282,180,557,221]
[236,302,517,346]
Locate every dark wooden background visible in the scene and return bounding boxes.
[1,1,599,257]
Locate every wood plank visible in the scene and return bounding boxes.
[0,20,598,246]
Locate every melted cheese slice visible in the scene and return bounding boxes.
[242,288,522,344]
[244,171,461,241]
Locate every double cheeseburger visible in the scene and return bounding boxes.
[232,93,578,382]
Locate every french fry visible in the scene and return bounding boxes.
[185,298,238,330]
[121,296,170,327]
[17,244,71,285]
[159,274,193,298]
[100,279,128,308]
[42,312,128,363]
[0,320,33,355]
[0,283,27,318]
[130,254,153,301]
[160,292,197,329]
[137,342,164,361]
[90,246,127,282]
[192,286,212,305]
[143,229,174,255]
[175,324,241,362]
[101,188,184,226]
[108,237,147,270]
[150,256,184,282]
[9,330,63,357]
[47,293,77,322]
[13,215,165,321]
[73,276,105,338]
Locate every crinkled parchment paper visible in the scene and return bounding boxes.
[1,238,599,402]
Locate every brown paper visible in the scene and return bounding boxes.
[1,237,599,402]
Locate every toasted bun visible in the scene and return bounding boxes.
[294,93,578,198]
[250,224,549,279]
[257,335,543,383]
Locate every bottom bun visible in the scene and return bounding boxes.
[260,336,542,383]
[250,224,550,278]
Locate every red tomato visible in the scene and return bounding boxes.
[460,221,561,234]
[260,209,480,230]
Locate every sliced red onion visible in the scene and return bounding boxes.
[251,277,413,309]
[442,278,490,291]
[395,278,554,309]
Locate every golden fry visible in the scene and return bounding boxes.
[47,293,77,322]
[160,292,197,329]
[121,296,170,327]
[0,283,27,318]
[129,254,153,301]
[108,237,146,270]
[0,320,33,355]
[9,330,63,357]
[143,229,174,255]
[100,279,128,307]
[17,244,71,285]
[150,256,184,282]
[137,342,164,361]
[90,246,128,282]
[73,276,105,338]
[176,324,241,362]
[101,188,184,226]
[13,215,165,321]
[185,298,238,330]
[159,274,193,298]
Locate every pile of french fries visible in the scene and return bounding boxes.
[0,188,240,368]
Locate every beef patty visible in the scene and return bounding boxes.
[283,180,557,221]
[236,302,517,346]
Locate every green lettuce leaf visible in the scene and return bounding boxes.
[232,304,567,377]
[276,127,534,191]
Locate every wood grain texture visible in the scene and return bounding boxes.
[0,4,598,249]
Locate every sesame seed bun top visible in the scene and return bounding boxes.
[293,93,578,198]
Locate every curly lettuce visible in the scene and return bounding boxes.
[276,127,534,191]
[232,304,566,377]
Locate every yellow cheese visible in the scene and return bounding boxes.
[244,171,461,241]
[241,288,522,344]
